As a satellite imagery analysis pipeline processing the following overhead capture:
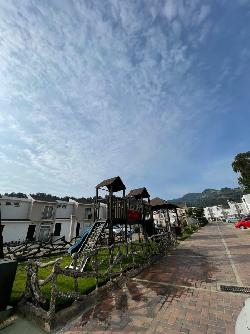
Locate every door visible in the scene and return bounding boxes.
[38,226,50,242]
[26,225,36,241]
[76,223,80,237]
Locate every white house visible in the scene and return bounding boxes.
[54,200,76,241]
[1,196,33,242]
[1,194,109,244]
[153,210,178,227]
[227,200,248,217]
[242,194,250,214]
[72,200,107,237]
[204,205,226,220]
[38,198,107,242]
[1,195,58,242]
[29,197,58,242]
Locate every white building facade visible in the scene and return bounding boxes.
[204,195,250,221]
[204,205,226,220]
[227,200,248,217]
[1,196,107,243]
[242,194,250,214]
[1,196,33,243]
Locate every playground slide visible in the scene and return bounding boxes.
[68,227,91,255]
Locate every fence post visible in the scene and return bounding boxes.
[48,270,57,329]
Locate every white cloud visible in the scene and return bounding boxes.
[0,0,238,198]
[197,5,210,24]
[163,0,177,21]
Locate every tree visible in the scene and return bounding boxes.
[4,192,28,198]
[232,151,250,193]
[186,207,208,226]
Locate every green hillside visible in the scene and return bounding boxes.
[169,187,244,208]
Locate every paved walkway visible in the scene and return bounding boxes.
[60,222,250,334]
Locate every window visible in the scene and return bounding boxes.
[85,207,92,219]
[54,223,61,237]
[5,202,11,206]
[14,202,20,207]
[43,205,54,219]
[62,204,67,209]
[57,204,61,208]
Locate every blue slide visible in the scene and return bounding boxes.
[68,227,91,255]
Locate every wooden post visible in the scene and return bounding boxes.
[124,191,128,253]
[0,206,4,259]
[108,188,114,245]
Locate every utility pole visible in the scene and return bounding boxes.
[0,205,4,259]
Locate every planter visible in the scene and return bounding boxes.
[0,260,17,311]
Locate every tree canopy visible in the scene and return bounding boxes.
[232,151,250,193]
[3,192,28,198]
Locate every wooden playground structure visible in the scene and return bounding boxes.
[68,176,174,271]
[18,176,179,331]
[95,176,154,244]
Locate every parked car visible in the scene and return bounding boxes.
[227,217,239,223]
[241,215,250,221]
[235,217,250,229]
[113,225,132,238]
[113,225,123,236]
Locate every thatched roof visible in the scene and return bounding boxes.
[150,197,179,210]
[96,176,126,192]
[127,187,150,199]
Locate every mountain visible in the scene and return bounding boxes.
[169,187,244,208]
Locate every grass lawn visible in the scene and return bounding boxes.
[10,241,154,310]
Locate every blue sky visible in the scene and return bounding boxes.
[0,0,249,199]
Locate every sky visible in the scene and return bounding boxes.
[0,0,249,199]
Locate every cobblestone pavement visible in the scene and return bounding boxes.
[60,222,250,334]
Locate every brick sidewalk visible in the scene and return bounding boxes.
[60,223,250,334]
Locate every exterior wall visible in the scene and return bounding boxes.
[227,201,248,217]
[75,204,85,222]
[1,197,75,242]
[2,221,36,243]
[30,201,57,221]
[214,206,225,218]
[0,197,31,220]
[79,222,85,234]
[153,210,176,227]
[204,206,226,219]
[242,194,250,213]
[53,219,71,241]
[238,203,248,215]
[75,202,107,234]
[99,203,107,220]
[35,221,54,242]
[204,207,211,220]
[55,203,75,219]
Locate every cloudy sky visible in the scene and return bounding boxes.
[0,0,249,199]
